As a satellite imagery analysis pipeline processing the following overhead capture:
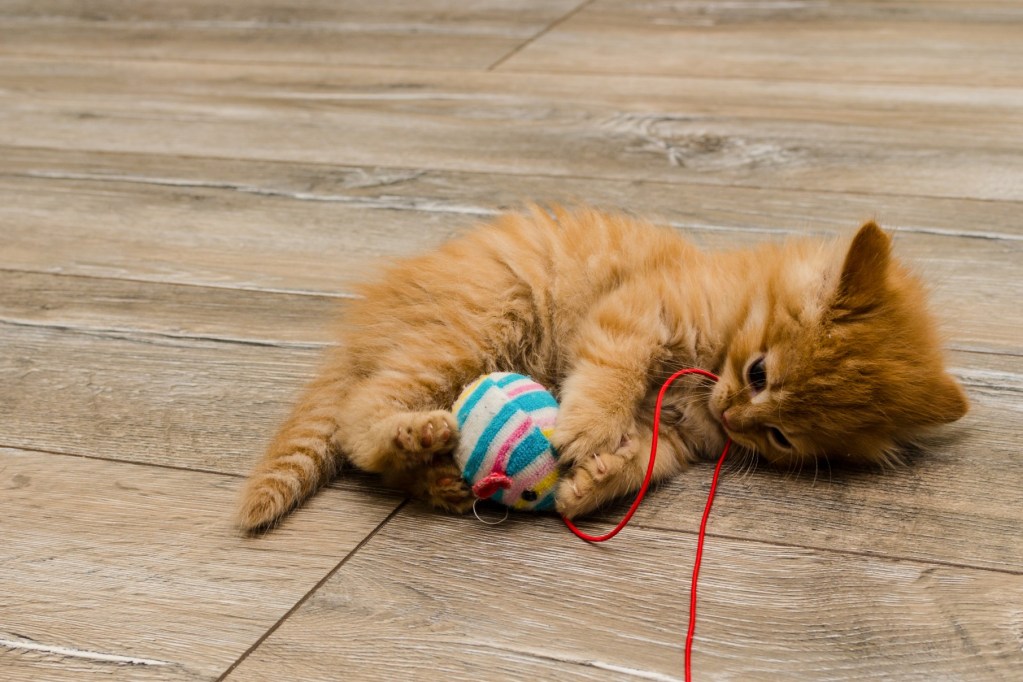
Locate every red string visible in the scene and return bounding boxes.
[561,367,732,682]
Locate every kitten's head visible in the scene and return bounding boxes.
[710,221,968,467]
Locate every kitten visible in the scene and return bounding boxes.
[236,205,967,531]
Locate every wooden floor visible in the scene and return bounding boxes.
[2,2,1021,680]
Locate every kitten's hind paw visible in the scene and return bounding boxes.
[395,457,475,514]
[427,467,475,514]
[393,410,458,461]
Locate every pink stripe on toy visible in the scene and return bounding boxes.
[492,418,532,471]
[504,381,545,398]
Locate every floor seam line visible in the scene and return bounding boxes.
[215,499,410,681]
[486,0,595,72]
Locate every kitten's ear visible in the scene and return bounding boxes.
[835,221,891,314]
[921,374,970,425]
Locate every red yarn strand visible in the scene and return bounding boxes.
[561,367,732,682]
[685,435,730,681]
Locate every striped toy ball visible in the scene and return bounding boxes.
[452,373,560,511]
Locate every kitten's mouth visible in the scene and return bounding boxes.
[717,410,752,446]
[718,408,740,434]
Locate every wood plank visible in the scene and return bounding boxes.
[1,319,1019,571]
[0,0,582,70]
[0,322,322,477]
[502,0,1023,86]
[2,151,1020,354]
[0,270,339,348]
[0,447,401,681]
[1,58,1022,199]
[225,508,1023,681]
[0,173,465,295]
[7,146,1023,238]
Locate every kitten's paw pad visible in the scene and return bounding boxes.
[394,410,457,457]
[236,478,292,532]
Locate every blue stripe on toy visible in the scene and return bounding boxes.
[461,399,520,482]
[505,430,550,477]
[492,487,506,505]
[504,390,558,415]
[455,376,495,426]
[493,373,521,387]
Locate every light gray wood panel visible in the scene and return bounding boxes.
[0,321,326,477]
[0,447,401,681]
[7,146,1023,238]
[0,0,582,70]
[0,173,469,294]
[504,0,1023,86]
[0,270,340,348]
[2,156,1019,355]
[1,59,1022,200]
[225,508,1023,681]
[2,316,1019,571]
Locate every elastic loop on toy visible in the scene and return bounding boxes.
[472,498,510,525]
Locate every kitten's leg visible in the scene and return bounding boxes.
[331,370,474,514]
[236,359,471,532]
[556,425,686,518]
[551,281,670,470]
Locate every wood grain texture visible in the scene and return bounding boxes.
[225,508,1023,681]
[0,0,582,70]
[0,447,401,681]
[3,152,1020,355]
[501,0,1023,86]
[1,58,1022,200]
[0,270,340,347]
[0,322,321,476]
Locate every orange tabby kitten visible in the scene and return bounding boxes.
[237,206,967,531]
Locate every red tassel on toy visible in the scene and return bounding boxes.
[472,472,513,499]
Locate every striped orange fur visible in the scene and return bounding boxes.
[236,206,967,531]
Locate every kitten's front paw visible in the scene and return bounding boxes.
[552,419,637,471]
[555,434,641,518]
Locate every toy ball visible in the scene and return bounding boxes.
[452,372,560,511]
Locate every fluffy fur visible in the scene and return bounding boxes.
[236,206,967,531]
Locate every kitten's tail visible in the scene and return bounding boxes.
[235,378,345,532]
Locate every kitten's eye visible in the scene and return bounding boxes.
[747,356,768,393]
[767,426,792,450]
[521,489,538,502]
